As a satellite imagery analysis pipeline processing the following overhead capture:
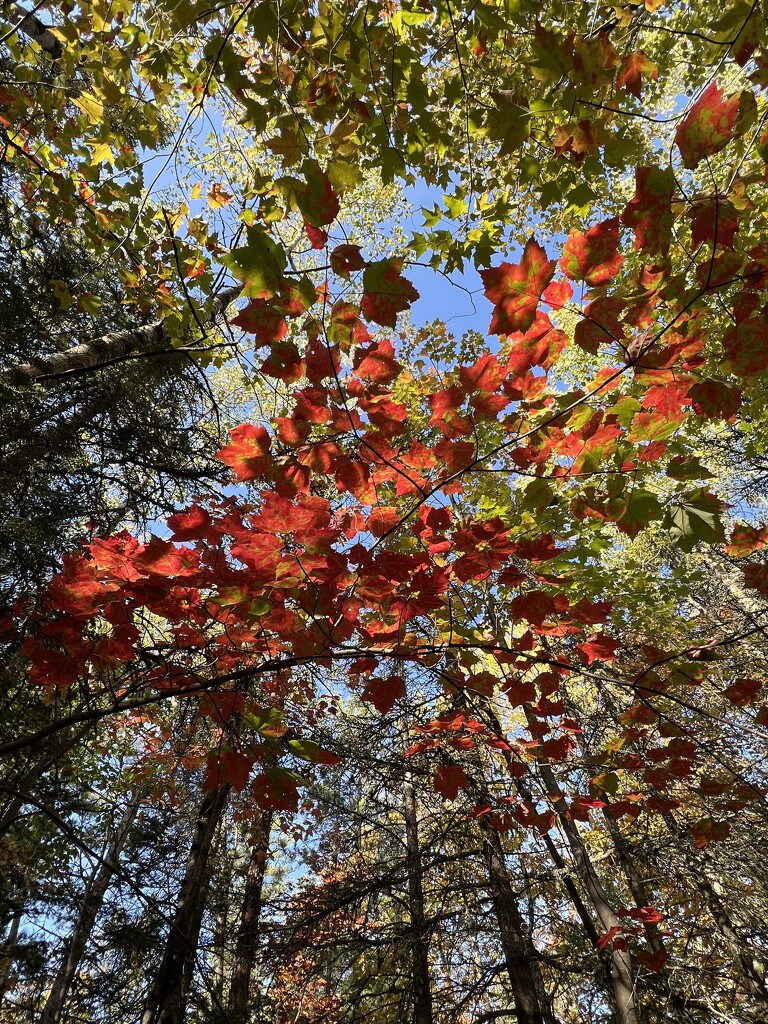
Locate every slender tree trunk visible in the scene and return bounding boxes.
[0,723,93,839]
[661,814,768,1004]
[478,815,554,1024]
[141,784,230,1024]
[532,756,640,1024]
[462,683,637,1024]
[227,809,273,1022]
[41,799,140,1024]
[0,902,23,998]
[403,774,433,1024]
[448,678,554,1022]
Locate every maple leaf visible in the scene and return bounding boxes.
[433,765,469,800]
[231,299,289,345]
[207,183,233,209]
[722,319,768,376]
[689,199,738,250]
[288,738,341,766]
[635,949,670,973]
[361,675,406,714]
[509,589,557,626]
[481,238,555,335]
[134,538,198,579]
[330,243,367,279]
[216,424,273,481]
[204,750,252,791]
[553,120,599,162]
[295,166,340,227]
[360,259,419,327]
[484,89,530,155]
[577,633,620,664]
[621,166,675,254]
[688,380,741,420]
[616,51,658,99]
[722,678,762,707]
[507,312,568,372]
[250,768,302,811]
[597,926,628,951]
[725,524,768,557]
[167,503,212,541]
[744,563,768,596]
[305,223,328,249]
[353,338,403,383]
[675,82,742,169]
[559,217,624,286]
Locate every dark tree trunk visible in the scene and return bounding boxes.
[227,809,273,1022]
[141,784,229,1024]
[479,815,555,1024]
[403,775,434,1024]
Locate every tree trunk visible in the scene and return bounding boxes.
[403,775,433,1024]
[8,286,240,385]
[449,681,554,1023]
[227,809,273,1022]
[3,2,63,57]
[532,757,640,1024]
[661,813,768,1004]
[479,816,555,1024]
[0,901,23,998]
[141,784,230,1024]
[41,799,140,1024]
[463,685,637,1024]
[0,723,93,839]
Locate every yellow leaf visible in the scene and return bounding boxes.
[89,141,114,165]
[207,183,233,209]
[73,93,104,122]
[190,182,203,199]
[51,279,73,310]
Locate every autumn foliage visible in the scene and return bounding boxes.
[3,0,768,1021]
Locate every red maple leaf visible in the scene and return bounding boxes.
[725,524,768,557]
[216,424,273,481]
[204,750,252,792]
[616,51,658,99]
[688,380,741,419]
[577,633,620,664]
[635,949,670,973]
[621,166,675,254]
[133,538,199,579]
[295,169,340,227]
[361,674,406,714]
[305,223,328,249]
[433,765,469,800]
[250,768,301,811]
[689,199,738,250]
[481,237,555,335]
[167,503,211,541]
[330,243,367,279]
[722,319,768,376]
[353,338,403,383]
[722,678,762,706]
[231,299,288,345]
[744,563,768,596]
[559,217,625,286]
[675,82,743,169]
[360,259,419,327]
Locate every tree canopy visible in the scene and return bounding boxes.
[2,1,768,1022]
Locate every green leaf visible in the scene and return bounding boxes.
[287,738,341,765]
[667,490,726,549]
